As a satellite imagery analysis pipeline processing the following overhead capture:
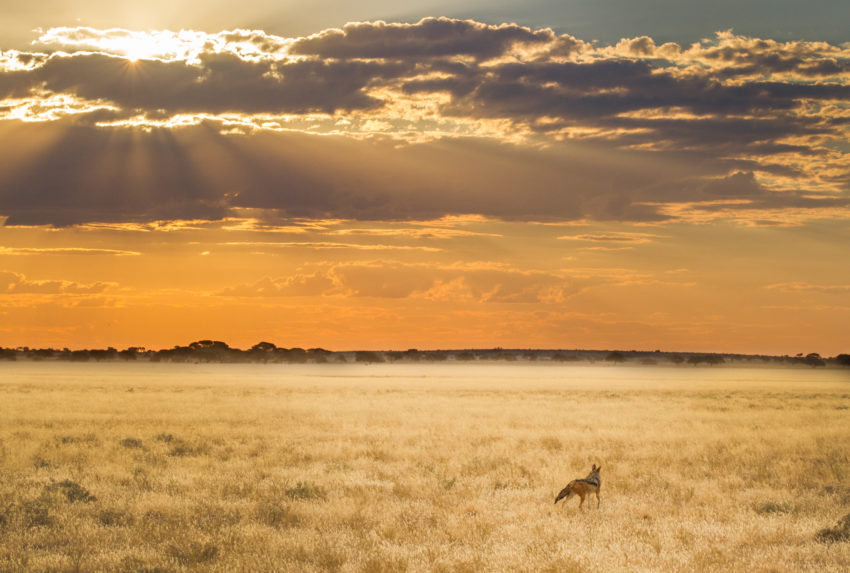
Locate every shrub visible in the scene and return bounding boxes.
[755,501,792,515]
[58,434,96,444]
[19,498,54,528]
[816,513,850,543]
[168,442,195,457]
[285,481,326,501]
[254,502,301,528]
[166,540,220,565]
[120,437,144,448]
[98,508,133,527]
[43,479,97,503]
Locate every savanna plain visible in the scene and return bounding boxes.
[1,362,849,572]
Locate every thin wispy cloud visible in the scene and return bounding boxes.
[0,247,141,256]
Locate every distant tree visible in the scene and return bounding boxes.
[251,341,277,353]
[835,354,850,367]
[118,348,139,361]
[668,355,685,364]
[404,349,421,361]
[685,354,724,366]
[189,340,229,351]
[69,350,91,362]
[384,351,404,362]
[355,351,384,363]
[249,341,277,363]
[605,351,626,363]
[803,353,826,368]
[89,348,118,361]
[523,352,538,361]
[456,351,476,361]
[186,340,235,362]
[277,348,308,363]
[31,348,55,361]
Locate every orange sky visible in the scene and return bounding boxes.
[1,15,849,355]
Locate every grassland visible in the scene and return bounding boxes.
[1,362,849,572]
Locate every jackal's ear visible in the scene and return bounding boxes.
[596,465,602,472]
[591,464,597,471]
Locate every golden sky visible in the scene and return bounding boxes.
[1,5,849,354]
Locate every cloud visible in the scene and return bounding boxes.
[1,116,847,227]
[219,241,442,252]
[0,20,849,226]
[0,121,685,226]
[765,281,850,294]
[557,232,661,244]
[0,270,113,294]
[4,51,401,115]
[219,273,336,297]
[218,262,585,303]
[289,18,556,60]
[0,246,140,255]
[702,171,766,197]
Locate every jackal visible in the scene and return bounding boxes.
[554,464,601,509]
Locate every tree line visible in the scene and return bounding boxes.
[1,342,848,367]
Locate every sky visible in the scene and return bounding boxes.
[1,1,849,354]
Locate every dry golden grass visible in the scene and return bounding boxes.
[1,361,849,572]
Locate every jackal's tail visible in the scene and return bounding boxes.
[554,482,573,504]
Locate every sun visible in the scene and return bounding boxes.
[119,37,163,62]
[105,32,187,62]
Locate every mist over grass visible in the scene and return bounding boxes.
[1,363,849,571]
